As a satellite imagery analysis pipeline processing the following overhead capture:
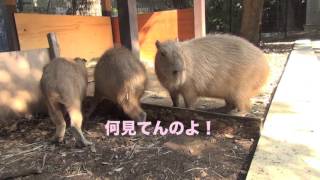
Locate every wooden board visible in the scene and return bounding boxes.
[112,8,195,61]
[141,103,261,139]
[14,13,114,60]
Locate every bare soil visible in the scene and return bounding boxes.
[0,42,291,180]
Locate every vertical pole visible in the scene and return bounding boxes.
[117,0,139,58]
[47,32,60,59]
[193,0,206,38]
[0,0,19,51]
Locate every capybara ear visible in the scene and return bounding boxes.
[155,40,161,49]
[81,58,87,63]
[75,57,87,63]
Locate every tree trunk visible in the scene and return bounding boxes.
[240,0,264,44]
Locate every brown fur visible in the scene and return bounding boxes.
[88,47,147,122]
[40,57,92,146]
[155,34,270,115]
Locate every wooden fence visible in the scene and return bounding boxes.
[14,13,114,61]
[14,8,194,62]
[112,8,194,61]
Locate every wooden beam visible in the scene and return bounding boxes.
[193,0,206,38]
[141,103,262,138]
[47,32,60,59]
[117,0,140,58]
[0,1,19,51]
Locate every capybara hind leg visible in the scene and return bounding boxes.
[216,98,236,113]
[231,96,251,116]
[47,101,66,143]
[68,104,92,147]
[225,99,236,110]
[169,91,181,107]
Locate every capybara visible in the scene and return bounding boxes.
[88,47,147,122]
[155,34,270,115]
[40,57,92,146]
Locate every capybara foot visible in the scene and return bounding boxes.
[70,127,93,147]
[75,139,93,148]
[229,109,248,117]
[50,136,65,145]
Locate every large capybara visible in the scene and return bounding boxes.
[155,34,270,115]
[40,57,92,146]
[88,47,147,122]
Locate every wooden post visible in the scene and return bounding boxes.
[47,32,60,59]
[0,0,19,51]
[117,0,140,58]
[101,0,112,16]
[193,0,206,38]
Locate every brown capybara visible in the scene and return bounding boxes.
[40,57,92,146]
[88,47,147,122]
[155,34,270,115]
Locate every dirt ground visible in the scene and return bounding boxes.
[0,42,291,180]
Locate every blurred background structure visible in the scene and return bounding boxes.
[1,0,320,52]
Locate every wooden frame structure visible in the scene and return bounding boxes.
[1,0,206,54]
[115,0,206,57]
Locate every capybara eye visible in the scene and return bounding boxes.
[172,70,178,75]
[160,51,165,56]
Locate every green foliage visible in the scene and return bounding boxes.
[205,0,242,34]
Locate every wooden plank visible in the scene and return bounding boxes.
[14,13,114,60]
[139,8,194,61]
[141,103,262,138]
[47,32,60,59]
[117,0,140,58]
[193,0,206,38]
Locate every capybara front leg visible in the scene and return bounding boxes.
[170,91,181,107]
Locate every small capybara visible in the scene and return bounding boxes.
[88,47,147,122]
[40,57,92,146]
[155,34,270,115]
